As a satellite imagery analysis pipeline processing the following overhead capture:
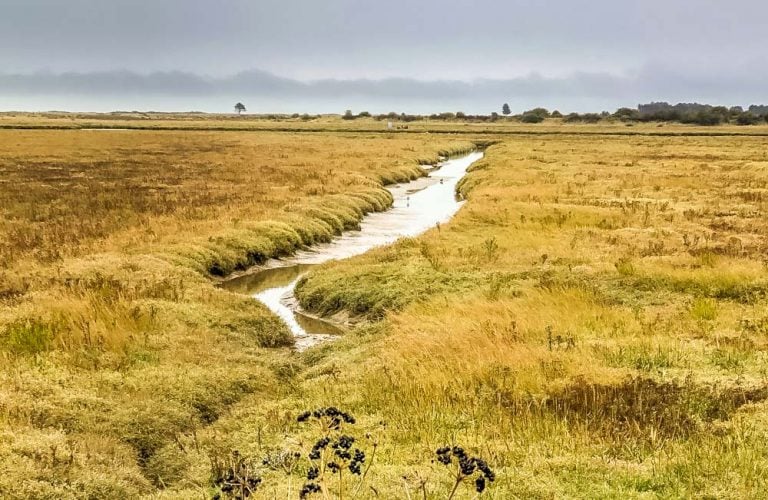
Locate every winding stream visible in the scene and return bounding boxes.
[222,151,484,350]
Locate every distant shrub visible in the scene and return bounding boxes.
[581,113,602,124]
[684,110,724,126]
[520,112,545,124]
[520,108,550,123]
[613,107,640,121]
[428,112,456,121]
[736,112,762,125]
[527,107,551,118]
[562,112,601,123]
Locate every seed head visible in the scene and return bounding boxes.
[300,482,321,498]
[306,466,319,481]
[475,475,486,493]
[297,411,311,422]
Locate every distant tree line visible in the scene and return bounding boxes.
[514,103,768,126]
[230,105,768,126]
[342,110,507,123]
[339,102,768,126]
[621,102,768,126]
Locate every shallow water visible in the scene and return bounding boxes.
[221,151,483,349]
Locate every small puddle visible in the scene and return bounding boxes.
[221,151,483,350]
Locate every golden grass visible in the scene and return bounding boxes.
[0,125,474,498]
[281,133,768,498]
[3,111,768,136]
[3,117,768,497]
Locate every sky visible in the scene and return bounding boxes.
[1,0,766,113]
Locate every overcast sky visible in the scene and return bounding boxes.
[1,0,766,113]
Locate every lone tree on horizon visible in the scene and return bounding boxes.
[502,103,511,115]
[234,102,246,114]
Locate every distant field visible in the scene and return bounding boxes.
[0,129,472,268]
[3,111,768,136]
[1,117,768,498]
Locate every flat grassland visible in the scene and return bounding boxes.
[2,117,768,498]
[0,126,473,497]
[4,111,768,136]
[294,133,768,498]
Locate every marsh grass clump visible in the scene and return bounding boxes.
[740,315,768,336]
[419,241,444,271]
[482,236,500,262]
[615,257,636,276]
[598,343,687,372]
[484,272,521,300]
[2,317,59,354]
[544,377,768,441]
[211,450,263,499]
[690,297,718,321]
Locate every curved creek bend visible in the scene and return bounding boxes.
[221,151,484,350]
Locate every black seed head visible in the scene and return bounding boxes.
[459,456,477,476]
[297,411,311,422]
[475,475,486,493]
[306,466,319,480]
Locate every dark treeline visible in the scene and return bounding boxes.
[344,109,504,123]
[339,102,768,126]
[628,102,768,125]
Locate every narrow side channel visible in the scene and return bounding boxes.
[222,151,484,350]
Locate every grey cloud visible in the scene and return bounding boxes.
[1,1,768,79]
[1,64,767,114]
[1,1,767,111]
